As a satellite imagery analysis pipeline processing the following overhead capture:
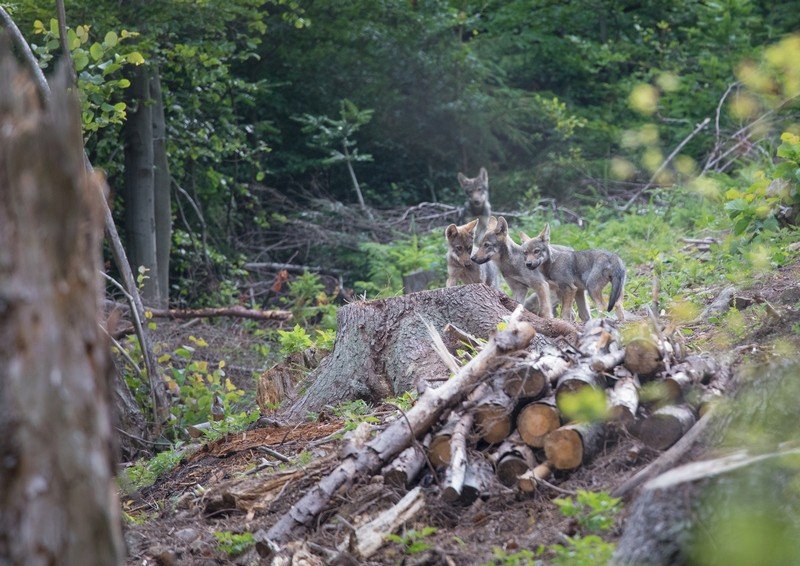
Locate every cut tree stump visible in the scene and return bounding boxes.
[474,388,515,444]
[283,284,576,419]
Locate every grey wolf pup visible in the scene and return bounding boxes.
[458,167,491,221]
[520,224,626,321]
[445,219,500,288]
[470,216,555,317]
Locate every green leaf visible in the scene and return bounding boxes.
[33,20,45,34]
[103,31,118,48]
[73,51,89,71]
[255,171,265,181]
[113,102,127,112]
[49,18,59,38]
[89,43,104,61]
[117,78,131,88]
[67,29,80,51]
[126,51,145,65]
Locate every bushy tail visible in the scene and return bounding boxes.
[607,257,626,312]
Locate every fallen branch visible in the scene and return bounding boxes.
[148,305,292,321]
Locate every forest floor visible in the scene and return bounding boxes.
[121,259,800,565]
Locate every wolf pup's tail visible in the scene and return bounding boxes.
[607,257,626,312]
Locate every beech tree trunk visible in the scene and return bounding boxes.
[283,284,576,419]
[124,63,160,304]
[150,66,171,307]
[0,55,123,564]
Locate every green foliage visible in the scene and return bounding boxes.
[121,446,186,491]
[31,19,142,134]
[117,333,251,433]
[330,399,379,432]
[546,534,617,566]
[720,132,800,235]
[276,324,314,355]
[384,390,419,412]
[295,99,374,167]
[355,232,443,297]
[552,490,621,534]
[485,547,536,566]
[281,272,337,329]
[556,388,608,423]
[385,526,438,555]
[202,409,261,442]
[214,531,255,556]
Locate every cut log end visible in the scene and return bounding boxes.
[639,405,697,450]
[544,428,584,470]
[624,337,663,377]
[474,406,512,444]
[517,401,560,448]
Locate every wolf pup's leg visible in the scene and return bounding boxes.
[559,286,577,322]
[575,289,591,321]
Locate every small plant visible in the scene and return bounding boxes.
[485,546,536,566]
[385,390,418,412]
[553,490,621,534]
[546,534,616,566]
[385,526,437,555]
[277,324,314,355]
[331,399,379,432]
[214,531,255,556]
[120,446,187,491]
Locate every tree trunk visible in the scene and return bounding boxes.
[0,55,123,564]
[124,63,160,304]
[283,284,576,420]
[150,66,171,307]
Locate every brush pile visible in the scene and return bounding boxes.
[258,300,725,556]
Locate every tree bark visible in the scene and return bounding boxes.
[124,63,160,304]
[606,376,640,428]
[0,55,123,564]
[283,284,575,420]
[150,66,171,307]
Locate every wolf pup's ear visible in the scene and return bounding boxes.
[538,223,551,243]
[445,224,459,240]
[457,172,468,187]
[464,218,479,234]
[479,167,488,184]
[496,216,508,237]
[518,231,531,242]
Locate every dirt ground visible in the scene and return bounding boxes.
[121,260,800,565]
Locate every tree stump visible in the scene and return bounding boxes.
[0,54,122,564]
[283,284,576,419]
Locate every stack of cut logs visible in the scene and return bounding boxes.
[381,318,721,503]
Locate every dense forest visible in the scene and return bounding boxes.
[1,0,799,564]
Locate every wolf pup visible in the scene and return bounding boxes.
[458,167,491,222]
[445,219,500,288]
[520,224,626,321]
[470,216,554,317]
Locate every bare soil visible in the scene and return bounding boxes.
[121,260,800,565]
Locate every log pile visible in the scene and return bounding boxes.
[261,302,726,556]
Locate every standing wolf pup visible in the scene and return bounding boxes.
[445,219,500,288]
[520,224,626,321]
[470,216,555,317]
[458,167,491,221]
